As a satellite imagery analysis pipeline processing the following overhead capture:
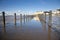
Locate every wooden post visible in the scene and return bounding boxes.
[20,14,22,21]
[44,11,47,22]
[49,11,52,22]
[49,10,52,26]
[24,14,25,23]
[26,15,27,22]
[14,13,16,25]
[2,11,5,27]
[20,14,22,27]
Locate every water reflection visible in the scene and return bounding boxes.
[34,13,59,40]
[26,15,28,22]
[0,13,60,40]
[48,26,51,40]
[14,23,17,30]
[2,26,7,40]
[41,20,46,31]
[37,15,46,31]
[48,12,52,40]
[14,13,16,25]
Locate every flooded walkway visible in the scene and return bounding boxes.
[0,13,60,40]
[0,16,60,40]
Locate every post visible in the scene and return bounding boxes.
[49,10,52,26]
[24,14,25,23]
[2,11,5,27]
[26,15,27,22]
[20,14,22,27]
[14,13,16,25]
[20,14,22,21]
[44,11,47,22]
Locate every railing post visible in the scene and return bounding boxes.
[2,11,5,27]
[14,13,16,25]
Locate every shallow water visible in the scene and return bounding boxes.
[0,15,60,40]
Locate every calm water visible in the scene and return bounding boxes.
[0,15,60,40]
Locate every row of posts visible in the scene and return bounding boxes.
[2,12,23,27]
[44,10,52,27]
[2,11,52,27]
[2,12,30,27]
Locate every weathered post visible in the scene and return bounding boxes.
[20,14,22,27]
[44,11,47,22]
[23,14,25,23]
[26,15,27,22]
[20,14,22,21]
[2,12,7,39]
[2,11,5,27]
[49,10,52,26]
[14,13,16,25]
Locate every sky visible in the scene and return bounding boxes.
[0,0,60,15]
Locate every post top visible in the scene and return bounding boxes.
[2,11,5,13]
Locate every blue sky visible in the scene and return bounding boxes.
[0,0,60,15]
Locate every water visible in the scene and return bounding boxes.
[0,15,60,40]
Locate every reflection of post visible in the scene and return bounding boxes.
[27,16,28,21]
[26,15,27,22]
[38,14,41,20]
[58,17,60,27]
[14,23,17,31]
[27,15,29,22]
[41,21,46,31]
[14,13,16,25]
[49,10,52,26]
[2,11,5,27]
[1,24,6,40]
[20,14,22,27]
[3,27,6,40]
[48,26,51,40]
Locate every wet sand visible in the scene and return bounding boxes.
[0,15,60,40]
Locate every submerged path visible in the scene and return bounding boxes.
[0,15,60,40]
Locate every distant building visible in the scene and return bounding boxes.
[52,9,60,16]
[33,9,60,16]
[34,11,44,15]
